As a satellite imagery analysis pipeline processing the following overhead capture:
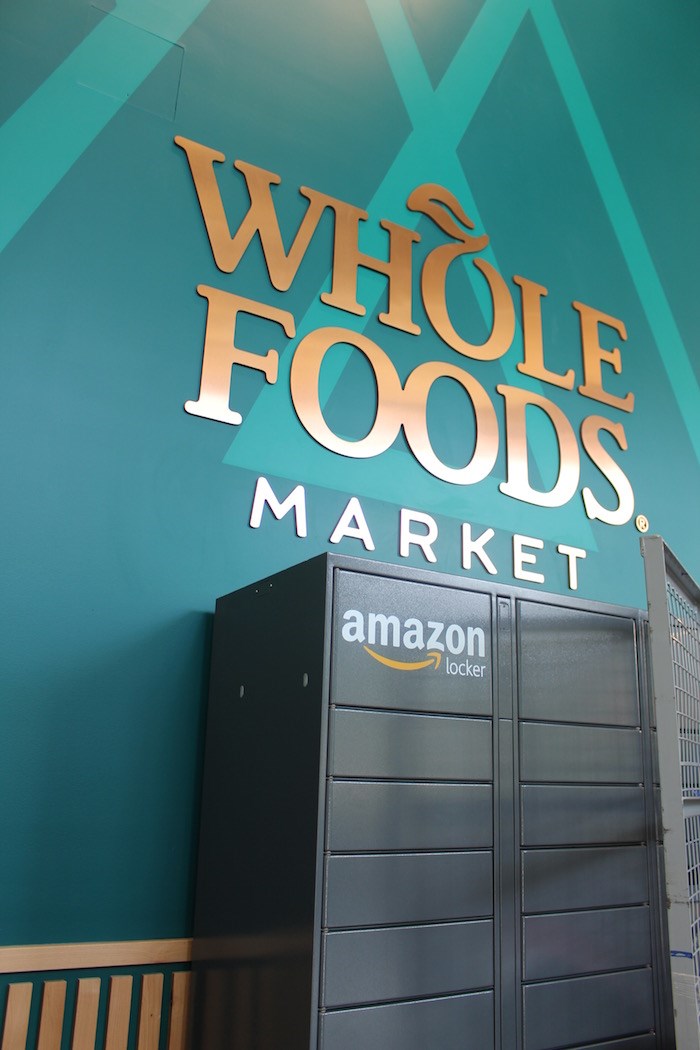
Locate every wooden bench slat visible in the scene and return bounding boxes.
[71,978,101,1050]
[1,984,33,1050]
[36,981,66,1050]
[104,975,133,1050]
[136,974,163,1050]
[167,972,191,1050]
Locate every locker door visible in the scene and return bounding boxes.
[321,569,497,1050]
[517,600,663,1050]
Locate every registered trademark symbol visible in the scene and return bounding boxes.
[636,514,649,533]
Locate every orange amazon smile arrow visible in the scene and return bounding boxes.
[362,646,442,671]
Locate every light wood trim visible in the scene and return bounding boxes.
[166,972,191,1050]
[104,976,133,1050]
[1,983,32,1050]
[136,974,163,1050]
[0,940,192,975]
[71,979,100,1050]
[36,982,66,1050]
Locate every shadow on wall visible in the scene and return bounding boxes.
[191,949,313,1050]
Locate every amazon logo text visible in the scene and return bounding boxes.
[340,609,486,674]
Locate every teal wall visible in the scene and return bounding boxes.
[1,0,698,946]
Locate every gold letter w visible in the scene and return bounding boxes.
[175,135,341,289]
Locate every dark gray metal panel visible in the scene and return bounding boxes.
[518,602,640,726]
[523,906,652,980]
[322,920,493,1007]
[191,556,330,1050]
[328,781,493,851]
[522,847,649,913]
[654,787,663,840]
[497,717,519,1050]
[520,723,643,784]
[521,785,646,846]
[497,598,513,720]
[522,968,654,1050]
[324,851,492,928]
[650,728,660,785]
[567,1036,658,1049]
[320,990,494,1050]
[330,708,492,781]
[332,571,493,716]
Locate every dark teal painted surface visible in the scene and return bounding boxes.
[0,0,698,946]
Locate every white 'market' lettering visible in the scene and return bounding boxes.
[249,476,588,592]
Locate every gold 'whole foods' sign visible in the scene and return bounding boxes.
[175,135,635,535]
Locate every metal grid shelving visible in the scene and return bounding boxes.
[643,535,700,1049]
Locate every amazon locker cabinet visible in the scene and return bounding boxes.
[190,555,673,1050]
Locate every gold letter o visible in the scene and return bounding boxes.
[290,326,403,458]
[403,361,499,484]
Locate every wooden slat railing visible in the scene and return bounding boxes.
[0,941,192,1050]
